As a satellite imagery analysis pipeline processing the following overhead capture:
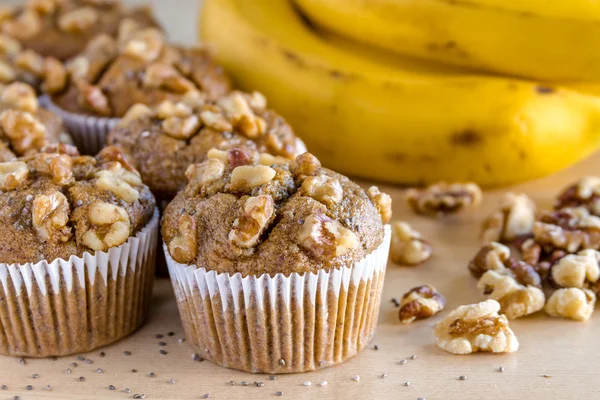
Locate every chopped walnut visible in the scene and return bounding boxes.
[230,165,276,191]
[162,115,201,140]
[199,109,232,132]
[0,110,46,155]
[545,288,596,321]
[96,162,142,203]
[406,182,482,216]
[1,82,38,112]
[58,7,99,33]
[168,214,197,264]
[119,103,153,126]
[229,195,275,248]
[82,201,131,251]
[367,186,392,224]
[477,270,545,319]
[155,101,192,119]
[298,213,358,259]
[555,176,600,215]
[468,242,511,278]
[143,63,195,93]
[40,142,80,157]
[48,154,73,186]
[185,158,224,185]
[0,160,28,190]
[0,61,15,83]
[2,10,41,40]
[292,153,321,179]
[207,147,252,169]
[390,221,432,266]
[15,49,45,77]
[481,193,535,243]
[300,175,343,207]
[217,92,266,139]
[258,153,290,166]
[434,299,519,355]
[398,285,445,324]
[76,80,111,116]
[43,57,68,94]
[0,34,21,57]
[32,191,71,242]
[533,208,600,253]
[121,28,165,63]
[26,0,56,15]
[551,249,600,289]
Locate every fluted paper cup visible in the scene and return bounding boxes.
[0,209,159,357]
[41,95,120,155]
[165,225,391,373]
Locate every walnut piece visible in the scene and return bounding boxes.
[121,28,165,63]
[2,10,41,40]
[207,148,252,169]
[58,7,99,33]
[258,153,290,167]
[555,176,600,216]
[229,195,274,248]
[119,103,152,126]
[292,152,321,179]
[477,270,545,319]
[230,165,276,191]
[96,162,142,203]
[0,110,46,155]
[533,208,600,253]
[217,92,266,139]
[43,57,68,94]
[407,182,482,216]
[301,175,343,207]
[169,214,197,264]
[551,249,600,289]
[155,101,192,119]
[48,154,73,186]
[0,34,21,57]
[143,63,195,93]
[1,82,38,112]
[398,285,445,324]
[298,213,358,259]
[482,193,535,243]
[0,161,28,190]
[545,288,596,321]
[32,191,71,242]
[434,299,519,355]
[390,221,432,266]
[76,81,111,116]
[185,158,224,185]
[367,186,392,224]
[162,115,201,140]
[0,61,15,83]
[82,201,131,251]
[15,49,45,77]
[199,109,232,132]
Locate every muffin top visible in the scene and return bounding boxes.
[0,82,70,162]
[0,0,159,61]
[47,24,231,117]
[161,150,391,277]
[0,144,155,265]
[108,90,306,200]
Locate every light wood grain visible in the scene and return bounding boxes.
[1,153,600,400]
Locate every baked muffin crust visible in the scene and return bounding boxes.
[47,24,231,117]
[108,91,305,200]
[0,82,69,161]
[0,144,155,265]
[162,149,389,277]
[0,0,159,61]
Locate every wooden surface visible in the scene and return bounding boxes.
[1,154,600,399]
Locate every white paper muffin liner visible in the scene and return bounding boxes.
[41,95,120,155]
[0,209,159,357]
[166,225,391,373]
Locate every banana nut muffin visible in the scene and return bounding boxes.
[46,24,230,117]
[0,0,159,61]
[0,82,70,162]
[0,144,157,357]
[162,149,392,373]
[108,90,305,200]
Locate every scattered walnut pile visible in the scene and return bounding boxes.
[434,299,519,355]
[398,285,445,324]
[406,181,482,217]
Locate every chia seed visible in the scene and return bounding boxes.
[44,385,51,391]
[108,385,116,390]
[99,352,106,357]
[125,388,131,394]
[303,381,311,386]
[498,366,505,373]
[276,391,283,396]
[25,385,33,390]
[158,342,167,346]
[13,396,20,400]
[381,373,388,379]
[1,385,7,390]
[160,350,168,355]
[318,381,328,387]
[97,368,104,373]
[86,359,93,364]
[133,395,146,399]
[168,331,175,336]
[148,372,156,378]
[418,398,426,400]
[132,369,138,373]
[31,373,39,379]
[192,353,204,362]
[459,375,467,381]
[78,376,85,382]
[373,344,380,350]
[279,359,286,366]
[352,375,360,382]
[269,375,276,381]
[178,338,186,343]
[255,382,265,387]
[399,359,408,365]
[229,381,235,386]
[155,334,164,339]
[19,358,26,365]
[77,356,85,361]
[65,369,72,374]
[201,394,210,399]
[71,362,78,367]
[241,381,249,386]
[404,381,411,387]
[410,355,417,360]
[391,298,400,307]
[169,379,176,384]
[124,351,132,356]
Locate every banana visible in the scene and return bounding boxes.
[294,0,600,82]
[200,0,600,187]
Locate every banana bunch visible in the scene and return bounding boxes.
[201,0,600,186]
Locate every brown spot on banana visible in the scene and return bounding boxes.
[451,130,482,146]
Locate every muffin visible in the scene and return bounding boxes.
[108,90,305,201]
[0,144,158,357]
[0,82,71,161]
[162,149,392,373]
[43,24,231,154]
[0,0,159,61]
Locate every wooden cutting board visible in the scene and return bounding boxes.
[1,153,599,400]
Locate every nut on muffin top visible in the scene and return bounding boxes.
[108,90,306,200]
[0,82,69,162]
[162,150,392,276]
[47,23,231,117]
[0,144,155,265]
[0,0,159,61]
